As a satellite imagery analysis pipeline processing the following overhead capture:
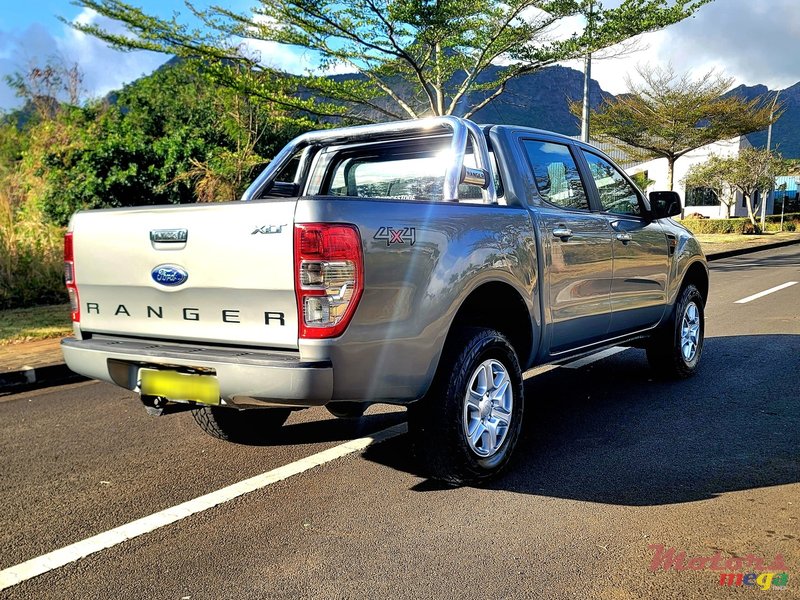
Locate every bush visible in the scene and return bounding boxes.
[0,191,66,309]
[681,217,750,234]
[681,212,800,235]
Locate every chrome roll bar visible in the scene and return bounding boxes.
[241,116,497,204]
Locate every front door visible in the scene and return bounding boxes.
[579,150,669,335]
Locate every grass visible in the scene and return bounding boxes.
[0,304,72,345]
[695,231,800,245]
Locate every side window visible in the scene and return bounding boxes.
[522,140,589,210]
[582,151,642,217]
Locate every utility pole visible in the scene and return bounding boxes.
[761,90,780,232]
[580,1,594,144]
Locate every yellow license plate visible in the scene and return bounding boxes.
[139,369,220,405]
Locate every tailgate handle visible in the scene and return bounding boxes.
[151,229,188,249]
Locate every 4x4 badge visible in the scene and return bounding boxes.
[374,226,416,246]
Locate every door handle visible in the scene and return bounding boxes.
[615,232,632,244]
[552,227,573,241]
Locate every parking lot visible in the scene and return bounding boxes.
[1,245,798,599]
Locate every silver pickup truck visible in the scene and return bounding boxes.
[62,117,708,484]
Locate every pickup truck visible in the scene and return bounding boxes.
[61,116,708,484]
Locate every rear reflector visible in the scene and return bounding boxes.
[294,224,363,339]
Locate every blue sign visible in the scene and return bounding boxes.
[151,264,188,287]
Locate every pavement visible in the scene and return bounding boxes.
[0,243,797,599]
[3,234,797,396]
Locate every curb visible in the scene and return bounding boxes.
[1,237,798,396]
[0,362,86,395]
[705,237,800,261]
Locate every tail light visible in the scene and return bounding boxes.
[64,232,80,322]
[294,224,363,339]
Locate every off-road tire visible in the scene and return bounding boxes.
[192,406,291,443]
[408,327,524,485]
[646,283,705,379]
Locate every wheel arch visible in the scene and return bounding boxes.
[445,280,536,369]
[681,260,709,306]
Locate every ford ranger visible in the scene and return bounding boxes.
[61,117,708,484]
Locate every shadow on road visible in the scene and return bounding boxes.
[710,250,800,272]
[362,334,800,505]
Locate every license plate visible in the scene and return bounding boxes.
[139,369,220,405]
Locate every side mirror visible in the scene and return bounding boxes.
[649,191,682,219]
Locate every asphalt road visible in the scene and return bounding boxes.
[1,245,798,599]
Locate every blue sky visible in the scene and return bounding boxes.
[1,1,799,111]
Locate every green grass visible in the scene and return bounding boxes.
[0,304,72,345]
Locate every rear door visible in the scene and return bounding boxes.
[520,138,613,354]
[71,199,298,349]
[578,149,669,335]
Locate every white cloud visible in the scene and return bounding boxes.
[1,9,167,110]
[565,0,800,95]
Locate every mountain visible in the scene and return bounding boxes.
[726,81,800,158]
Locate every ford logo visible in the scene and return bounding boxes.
[151,264,188,287]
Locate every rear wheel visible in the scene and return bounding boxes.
[646,283,704,378]
[192,406,291,443]
[408,327,524,485]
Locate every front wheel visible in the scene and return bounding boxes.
[646,283,705,378]
[192,406,291,443]
[408,327,524,485]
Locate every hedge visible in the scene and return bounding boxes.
[681,213,800,234]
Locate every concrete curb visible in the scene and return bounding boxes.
[704,237,800,261]
[1,236,798,396]
[0,362,86,395]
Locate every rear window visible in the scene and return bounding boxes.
[318,141,502,203]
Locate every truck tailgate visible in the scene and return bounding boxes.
[70,200,298,349]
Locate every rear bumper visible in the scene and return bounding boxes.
[61,336,333,408]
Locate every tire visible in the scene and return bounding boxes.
[192,406,291,443]
[326,402,368,419]
[646,283,705,379]
[408,327,524,485]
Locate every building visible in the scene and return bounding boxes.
[625,136,757,219]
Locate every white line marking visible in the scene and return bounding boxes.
[523,364,559,379]
[0,423,406,592]
[734,281,798,304]
[562,347,628,369]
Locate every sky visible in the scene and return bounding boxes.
[1,0,799,111]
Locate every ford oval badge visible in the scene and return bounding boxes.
[151,264,188,287]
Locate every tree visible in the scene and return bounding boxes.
[70,0,711,122]
[684,149,786,228]
[579,65,777,194]
[683,154,735,217]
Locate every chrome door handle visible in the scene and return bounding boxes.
[615,232,632,244]
[552,227,573,241]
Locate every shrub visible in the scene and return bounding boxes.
[0,190,66,309]
[681,217,749,234]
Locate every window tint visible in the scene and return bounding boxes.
[582,151,642,216]
[522,140,589,210]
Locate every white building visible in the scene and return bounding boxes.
[625,136,760,219]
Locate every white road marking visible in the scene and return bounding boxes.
[562,347,628,369]
[523,346,629,378]
[0,423,406,592]
[734,281,798,304]
[522,364,559,379]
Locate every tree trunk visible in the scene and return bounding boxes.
[668,158,682,218]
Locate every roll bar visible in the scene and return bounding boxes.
[241,116,497,204]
